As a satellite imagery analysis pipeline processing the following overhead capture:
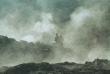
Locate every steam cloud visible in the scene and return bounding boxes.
[0,0,110,67]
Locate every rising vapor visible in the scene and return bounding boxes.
[0,0,110,67]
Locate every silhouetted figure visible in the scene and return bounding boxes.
[55,33,60,44]
[55,34,64,48]
[60,35,64,47]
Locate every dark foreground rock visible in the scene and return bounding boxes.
[1,59,110,74]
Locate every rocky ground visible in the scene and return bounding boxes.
[0,59,110,74]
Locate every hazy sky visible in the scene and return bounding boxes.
[0,0,109,43]
[0,0,82,42]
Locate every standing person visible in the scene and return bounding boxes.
[55,33,60,44]
[60,35,64,47]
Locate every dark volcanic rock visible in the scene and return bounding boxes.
[1,62,54,74]
[1,59,110,74]
[84,59,110,70]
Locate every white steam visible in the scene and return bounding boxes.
[0,0,110,66]
[22,13,56,42]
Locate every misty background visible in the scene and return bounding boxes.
[0,0,110,67]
